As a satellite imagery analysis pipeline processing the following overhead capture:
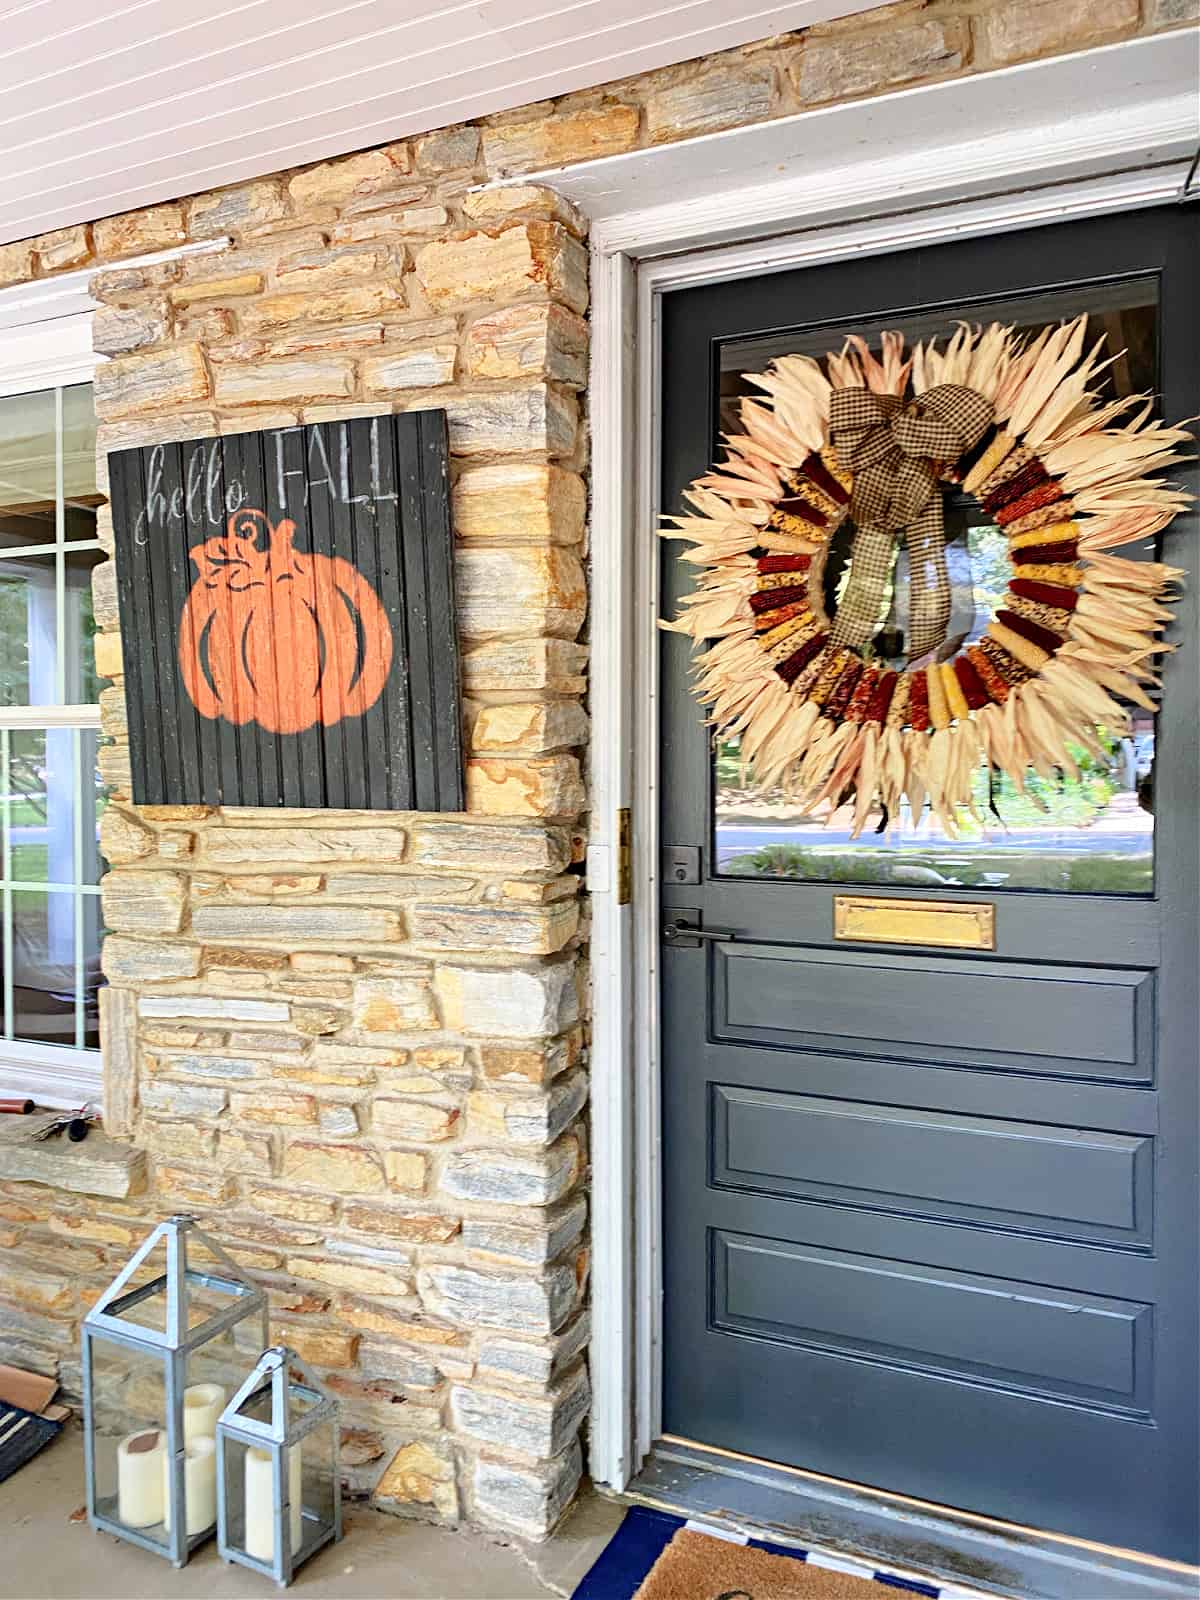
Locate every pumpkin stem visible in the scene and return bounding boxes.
[268,517,300,571]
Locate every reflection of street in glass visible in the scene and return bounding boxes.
[716,730,1154,894]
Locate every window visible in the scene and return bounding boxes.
[713,280,1159,896]
[0,376,105,1089]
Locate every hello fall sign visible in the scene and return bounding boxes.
[108,410,464,812]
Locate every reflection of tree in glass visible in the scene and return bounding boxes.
[0,575,30,706]
[79,581,100,704]
[9,755,47,823]
[965,523,1009,634]
[10,730,48,826]
[968,735,1117,832]
[0,562,99,708]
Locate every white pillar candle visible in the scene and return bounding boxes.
[244,1445,302,1563]
[163,1435,217,1536]
[183,1382,225,1443]
[117,1429,166,1528]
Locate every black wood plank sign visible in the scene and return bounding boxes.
[108,409,464,811]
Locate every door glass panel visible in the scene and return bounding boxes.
[712,280,1158,895]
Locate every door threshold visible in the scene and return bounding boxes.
[624,1438,1199,1600]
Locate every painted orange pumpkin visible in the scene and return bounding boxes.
[179,508,393,735]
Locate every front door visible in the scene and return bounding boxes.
[658,206,1199,1563]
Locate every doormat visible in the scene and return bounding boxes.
[573,1507,978,1599]
[0,1400,61,1485]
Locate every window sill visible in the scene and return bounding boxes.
[0,1114,144,1199]
[0,1047,102,1112]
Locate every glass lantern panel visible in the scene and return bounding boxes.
[288,1378,322,1425]
[299,1418,336,1552]
[220,1434,251,1559]
[88,1337,170,1550]
[221,1435,304,1568]
[185,1324,245,1433]
[168,1341,239,1546]
[88,1335,242,1548]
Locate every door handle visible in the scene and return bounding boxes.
[663,919,736,945]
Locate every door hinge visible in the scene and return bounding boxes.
[616,808,632,905]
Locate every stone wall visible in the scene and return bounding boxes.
[5,158,594,1540]
[0,0,1194,1544]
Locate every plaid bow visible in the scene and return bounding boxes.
[829,383,993,661]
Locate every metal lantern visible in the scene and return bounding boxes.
[216,1346,342,1587]
[81,1215,269,1567]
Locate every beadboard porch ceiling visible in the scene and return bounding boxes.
[0,0,888,247]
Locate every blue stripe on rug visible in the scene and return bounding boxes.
[872,1573,941,1597]
[573,1506,685,1598]
[749,1535,811,1561]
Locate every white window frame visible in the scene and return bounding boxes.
[0,305,103,1107]
[0,238,228,1108]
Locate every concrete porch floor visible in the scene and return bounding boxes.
[2,1429,625,1599]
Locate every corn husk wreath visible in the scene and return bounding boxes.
[661,317,1193,837]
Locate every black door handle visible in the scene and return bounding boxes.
[664,920,736,944]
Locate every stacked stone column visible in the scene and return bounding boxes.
[87,145,591,1537]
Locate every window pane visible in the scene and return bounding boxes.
[0,552,54,706]
[1,729,105,1049]
[0,389,56,543]
[0,538,102,706]
[712,281,1159,896]
[7,728,75,886]
[8,888,100,1048]
[68,547,103,703]
[62,384,100,544]
[82,727,108,888]
[0,383,100,706]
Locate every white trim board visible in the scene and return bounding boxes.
[0,313,98,398]
[576,36,1199,1498]
[0,237,231,396]
[510,33,1199,254]
[0,238,230,332]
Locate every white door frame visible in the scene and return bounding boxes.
[555,29,1200,1495]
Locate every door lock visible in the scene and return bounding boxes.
[663,845,701,886]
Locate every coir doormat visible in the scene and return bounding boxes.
[574,1507,982,1600]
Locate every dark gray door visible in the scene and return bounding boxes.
[658,207,1199,1563]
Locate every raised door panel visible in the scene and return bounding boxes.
[713,943,1156,1083]
[712,1086,1152,1247]
[713,1230,1152,1414]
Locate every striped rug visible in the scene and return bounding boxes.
[0,1401,61,1485]
[572,1507,999,1599]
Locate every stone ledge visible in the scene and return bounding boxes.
[0,1116,146,1199]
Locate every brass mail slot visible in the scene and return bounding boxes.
[834,895,995,950]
